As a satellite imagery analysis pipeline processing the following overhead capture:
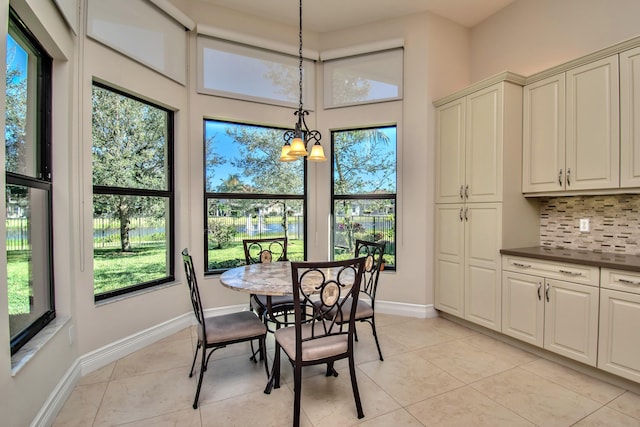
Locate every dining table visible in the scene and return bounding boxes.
[219,260,357,393]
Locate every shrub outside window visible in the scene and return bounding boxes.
[91,82,174,301]
[204,120,306,273]
[6,8,55,355]
[332,126,396,269]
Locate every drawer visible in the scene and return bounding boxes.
[601,268,640,295]
[502,255,599,287]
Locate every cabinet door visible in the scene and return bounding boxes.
[598,289,640,382]
[502,271,544,347]
[621,46,640,188]
[434,204,465,317]
[435,99,466,203]
[566,55,620,190]
[465,84,502,202]
[464,204,501,331]
[522,74,566,193]
[544,279,599,366]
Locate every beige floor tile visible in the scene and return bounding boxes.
[78,362,115,386]
[358,351,464,406]
[608,391,640,420]
[416,339,517,383]
[471,367,602,427]
[407,386,534,427]
[377,319,457,351]
[111,337,193,380]
[283,366,400,427]
[200,388,312,427]
[520,358,625,404]
[117,408,202,427]
[194,352,272,406]
[573,406,640,426]
[93,367,195,426]
[355,408,424,426]
[459,333,539,366]
[52,382,108,427]
[427,317,478,339]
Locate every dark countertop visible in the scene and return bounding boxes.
[500,246,640,273]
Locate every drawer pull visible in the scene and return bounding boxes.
[559,269,582,276]
[618,278,640,286]
[512,262,531,268]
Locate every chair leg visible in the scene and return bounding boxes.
[189,341,201,378]
[292,363,303,427]
[261,336,269,378]
[193,346,207,409]
[369,317,384,361]
[325,361,338,377]
[348,354,365,419]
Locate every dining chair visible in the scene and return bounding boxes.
[352,239,387,361]
[181,248,268,409]
[242,237,295,326]
[269,257,366,427]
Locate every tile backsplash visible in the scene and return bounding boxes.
[540,195,640,255]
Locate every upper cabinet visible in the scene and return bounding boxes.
[566,56,619,190]
[436,78,523,204]
[523,37,640,196]
[621,46,640,188]
[523,55,620,193]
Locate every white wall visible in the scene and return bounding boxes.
[470,0,640,82]
[0,1,78,426]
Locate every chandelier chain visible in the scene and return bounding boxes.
[298,0,303,111]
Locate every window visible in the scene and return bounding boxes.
[332,126,396,269]
[6,8,54,355]
[91,82,174,301]
[204,120,306,273]
[323,48,403,109]
[86,0,189,84]
[197,36,316,109]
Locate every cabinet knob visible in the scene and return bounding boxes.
[558,169,563,186]
[618,278,640,286]
[559,269,582,276]
[464,185,469,199]
[460,186,464,200]
[545,283,550,302]
[567,168,571,186]
[537,282,542,300]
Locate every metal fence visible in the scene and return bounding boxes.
[7,214,393,251]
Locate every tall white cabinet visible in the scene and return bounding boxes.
[434,74,539,331]
[621,46,640,188]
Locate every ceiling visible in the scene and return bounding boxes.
[200,0,517,33]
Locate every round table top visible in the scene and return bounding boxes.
[220,261,294,296]
[219,261,353,297]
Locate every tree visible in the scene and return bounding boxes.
[91,86,167,252]
[222,125,304,241]
[5,43,27,175]
[333,129,394,251]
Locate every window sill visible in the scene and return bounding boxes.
[11,316,71,376]
[94,281,180,307]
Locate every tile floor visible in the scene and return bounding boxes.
[53,314,640,426]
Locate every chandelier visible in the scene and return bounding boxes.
[279,0,326,162]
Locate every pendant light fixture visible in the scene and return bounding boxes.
[280,0,326,162]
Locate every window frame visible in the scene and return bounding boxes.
[330,125,397,271]
[6,7,55,356]
[203,119,308,275]
[91,81,176,302]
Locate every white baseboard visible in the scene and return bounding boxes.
[376,300,437,318]
[30,359,81,427]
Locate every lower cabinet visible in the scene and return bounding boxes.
[598,268,640,382]
[502,256,599,366]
